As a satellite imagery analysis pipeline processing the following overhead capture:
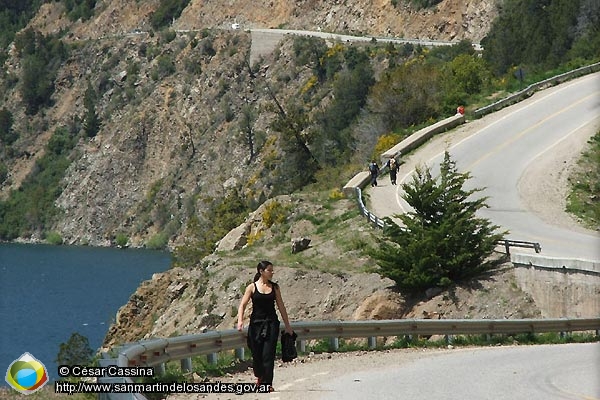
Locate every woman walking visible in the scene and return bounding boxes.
[237,261,293,391]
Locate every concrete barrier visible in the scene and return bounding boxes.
[511,253,600,274]
[343,114,466,196]
[342,171,371,196]
[380,113,465,164]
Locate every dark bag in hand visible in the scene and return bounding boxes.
[280,331,298,362]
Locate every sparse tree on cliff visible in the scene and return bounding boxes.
[83,81,100,138]
[56,332,93,366]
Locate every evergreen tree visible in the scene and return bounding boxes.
[56,332,93,366]
[0,107,17,144]
[83,82,100,137]
[373,151,506,293]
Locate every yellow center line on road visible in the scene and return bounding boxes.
[394,84,599,213]
[465,92,598,171]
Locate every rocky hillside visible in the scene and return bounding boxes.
[34,0,497,43]
[0,0,498,247]
[102,193,542,349]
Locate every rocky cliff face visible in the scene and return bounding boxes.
[176,0,497,42]
[1,0,498,246]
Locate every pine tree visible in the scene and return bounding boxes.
[373,151,506,292]
[83,81,100,137]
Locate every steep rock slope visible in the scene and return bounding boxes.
[2,0,498,246]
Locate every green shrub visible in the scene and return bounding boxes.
[45,231,63,245]
[146,232,169,250]
[115,232,128,247]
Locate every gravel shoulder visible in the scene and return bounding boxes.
[517,115,600,234]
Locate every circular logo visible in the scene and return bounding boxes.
[5,352,49,394]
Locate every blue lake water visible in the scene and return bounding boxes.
[0,243,171,384]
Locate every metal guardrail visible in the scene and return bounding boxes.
[99,318,600,399]
[117,318,600,369]
[356,187,386,229]
[115,319,600,369]
[473,62,600,118]
[499,239,541,254]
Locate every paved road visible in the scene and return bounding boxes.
[167,343,600,400]
[369,72,600,262]
[316,343,600,400]
[249,28,458,65]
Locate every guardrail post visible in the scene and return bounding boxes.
[445,334,454,345]
[329,337,339,351]
[297,340,306,353]
[181,357,192,373]
[504,240,510,255]
[117,352,128,368]
[235,347,245,361]
[207,352,218,365]
[368,336,377,349]
[155,363,166,376]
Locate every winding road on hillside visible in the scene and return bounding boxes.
[167,73,600,400]
[368,72,600,263]
[248,28,460,65]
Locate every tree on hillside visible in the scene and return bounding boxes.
[83,81,100,138]
[267,83,320,192]
[239,104,265,164]
[314,48,375,166]
[150,0,191,30]
[56,332,93,366]
[482,0,600,75]
[367,61,443,132]
[62,0,97,21]
[0,107,17,144]
[372,151,506,293]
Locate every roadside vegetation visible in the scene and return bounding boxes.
[372,152,506,292]
[567,129,600,229]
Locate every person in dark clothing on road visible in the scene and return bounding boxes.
[388,157,399,185]
[369,160,379,187]
[237,261,293,391]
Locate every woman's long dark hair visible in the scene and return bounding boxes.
[253,260,273,282]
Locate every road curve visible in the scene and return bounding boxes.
[372,72,600,262]
[165,343,599,400]
[317,343,600,400]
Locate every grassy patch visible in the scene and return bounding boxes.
[566,130,600,229]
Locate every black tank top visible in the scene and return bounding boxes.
[250,282,278,321]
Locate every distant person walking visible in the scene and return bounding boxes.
[237,261,293,391]
[369,160,379,187]
[388,158,399,185]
